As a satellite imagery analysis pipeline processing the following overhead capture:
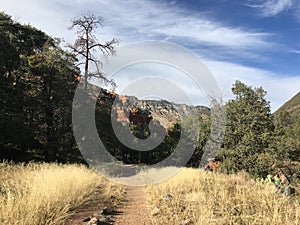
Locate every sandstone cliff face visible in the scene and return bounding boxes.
[107,91,210,129]
[129,98,209,128]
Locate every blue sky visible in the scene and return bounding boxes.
[1,0,300,111]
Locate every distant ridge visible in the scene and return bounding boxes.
[98,88,210,129]
[275,91,300,115]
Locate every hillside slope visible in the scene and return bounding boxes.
[275,91,300,116]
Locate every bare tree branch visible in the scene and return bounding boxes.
[68,13,120,90]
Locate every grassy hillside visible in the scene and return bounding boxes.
[0,163,124,225]
[275,91,300,116]
[147,168,300,225]
[273,91,300,166]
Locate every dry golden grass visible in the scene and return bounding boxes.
[147,168,300,225]
[0,162,123,225]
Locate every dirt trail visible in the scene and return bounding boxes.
[65,186,115,225]
[65,183,152,225]
[114,186,152,225]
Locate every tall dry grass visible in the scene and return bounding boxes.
[147,168,300,225]
[0,162,120,225]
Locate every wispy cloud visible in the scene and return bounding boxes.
[112,57,300,112]
[91,0,273,51]
[1,0,273,52]
[1,0,298,111]
[102,42,300,112]
[245,0,293,17]
[204,58,300,111]
[289,49,300,54]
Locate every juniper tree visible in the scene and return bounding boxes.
[218,81,275,176]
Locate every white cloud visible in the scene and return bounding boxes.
[100,43,300,112]
[246,0,293,17]
[1,0,272,52]
[204,59,300,112]
[295,5,300,21]
[97,0,273,50]
[0,0,77,42]
[289,49,300,54]
[112,58,300,112]
[109,62,208,106]
[1,0,299,112]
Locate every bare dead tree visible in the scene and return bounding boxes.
[68,13,120,89]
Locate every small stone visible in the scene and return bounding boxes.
[180,205,186,212]
[164,193,173,199]
[284,186,295,196]
[230,207,241,216]
[151,207,160,216]
[98,217,110,223]
[179,219,192,225]
[86,217,99,225]
[92,210,103,217]
[101,206,114,215]
[83,217,91,222]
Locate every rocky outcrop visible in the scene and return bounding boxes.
[129,108,152,126]
[105,91,209,129]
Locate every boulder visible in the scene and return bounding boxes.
[151,207,160,216]
[101,206,114,215]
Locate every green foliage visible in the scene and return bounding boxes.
[0,12,82,162]
[27,40,80,161]
[95,98,177,165]
[218,81,275,177]
[0,12,48,160]
[270,103,300,181]
[256,174,284,186]
[1,10,299,175]
[275,92,300,116]
[185,115,211,167]
[95,99,211,166]
[273,111,300,161]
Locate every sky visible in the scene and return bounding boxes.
[1,0,300,111]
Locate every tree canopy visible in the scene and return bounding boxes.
[0,12,81,162]
[218,81,275,176]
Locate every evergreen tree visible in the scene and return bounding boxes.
[218,81,274,176]
[271,110,300,173]
[27,40,80,161]
[0,12,82,162]
[0,12,50,161]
